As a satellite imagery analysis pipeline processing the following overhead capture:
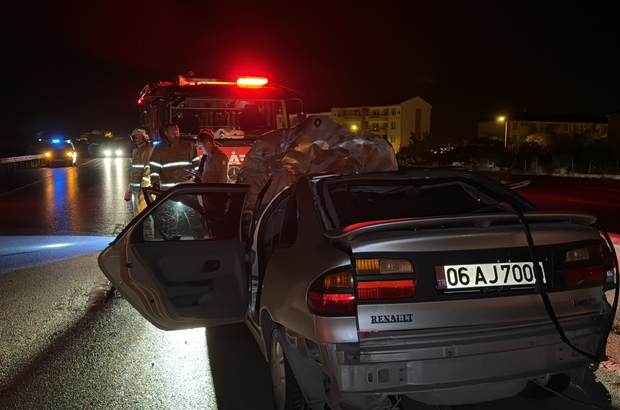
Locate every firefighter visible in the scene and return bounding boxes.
[124,127,154,215]
[149,122,199,189]
[149,123,205,240]
[196,129,229,183]
[195,129,231,238]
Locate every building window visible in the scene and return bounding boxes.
[372,123,379,130]
[564,124,568,131]
[383,109,388,115]
[512,122,517,130]
[391,109,396,115]
[372,110,379,116]
[391,122,396,130]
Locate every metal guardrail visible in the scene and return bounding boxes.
[0,154,46,173]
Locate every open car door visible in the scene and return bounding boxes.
[98,183,250,331]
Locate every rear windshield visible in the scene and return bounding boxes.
[314,174,534,231]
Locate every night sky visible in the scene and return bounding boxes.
[3,0,620,148]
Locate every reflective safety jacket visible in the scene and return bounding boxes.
[128,142,154,191]
[150,139,200,189]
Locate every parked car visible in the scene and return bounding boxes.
[44,139,77,167]
[99,166,618,410]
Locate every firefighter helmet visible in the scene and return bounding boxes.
[131,127,149,140]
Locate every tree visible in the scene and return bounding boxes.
[396,140,433,166]
[524,128,615,174]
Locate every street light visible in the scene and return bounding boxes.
[498,116,508,147]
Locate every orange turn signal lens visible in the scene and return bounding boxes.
[356,259,414,275]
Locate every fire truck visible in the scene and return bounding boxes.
[137,74,304,182]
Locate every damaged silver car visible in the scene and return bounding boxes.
[99,116,618,410]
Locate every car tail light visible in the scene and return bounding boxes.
[308,270,355,315]
[307,264,418,315]
[355,258,413,275]
[355,258,416,299]
[564,245,607,287]
[357,280,416,300]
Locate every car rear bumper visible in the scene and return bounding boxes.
[323,316,604,405]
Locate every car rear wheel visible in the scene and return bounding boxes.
[270,325,307,410]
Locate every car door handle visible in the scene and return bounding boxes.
[203,260,220,273]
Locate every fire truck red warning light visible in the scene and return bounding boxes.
[176,76,269,88]
[236,77,269,88]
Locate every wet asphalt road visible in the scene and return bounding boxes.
[0,239,274,409]
[0,159,273,409]
[1,160,620,409]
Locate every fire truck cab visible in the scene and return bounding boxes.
[138,74,304,182]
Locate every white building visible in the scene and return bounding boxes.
[478,113,608,147]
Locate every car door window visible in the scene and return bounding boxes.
[257,190,297,275]
[261,196,289,262]
[142,190,245,242]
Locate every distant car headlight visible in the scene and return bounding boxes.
[104,149,112,157]
[115,149,123,157]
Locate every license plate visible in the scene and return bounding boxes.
[435,262,545,290]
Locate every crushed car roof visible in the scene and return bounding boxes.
[237,115,399,212]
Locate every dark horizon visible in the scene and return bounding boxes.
[3,1,620,150]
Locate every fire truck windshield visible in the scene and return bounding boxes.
[138,75,304,144]
[172,99,281,141]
